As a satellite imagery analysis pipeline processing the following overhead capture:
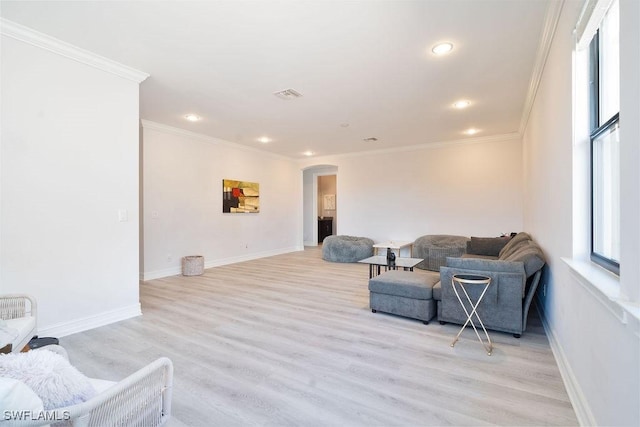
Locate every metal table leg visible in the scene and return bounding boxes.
[450,274,493,355]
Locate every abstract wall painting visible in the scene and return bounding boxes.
[222,179,260,213]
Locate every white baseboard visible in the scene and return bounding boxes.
[38,304,142,338]
[141,246,304,281]
[536,300,596,426]
[140,266,182,281]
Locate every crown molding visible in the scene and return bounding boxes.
[143,118,521,163]
[140,120,294,162]
[0,18,149,83]
[301,132,522,163]
[518,0,565,135]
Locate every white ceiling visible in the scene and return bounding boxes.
[1,0,552,159]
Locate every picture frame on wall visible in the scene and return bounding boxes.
[323,194,336,210]
[222,179,260,213]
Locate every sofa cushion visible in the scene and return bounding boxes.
[498,232,532,259]
[413,235,469,271]
[368,271,439,300]
[0,319,19,349]
[461,253,499,260]
[432,281,442,301]
[2,317,36,351]
[503,240,545,277]
[466,236,511,257]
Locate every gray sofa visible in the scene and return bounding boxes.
[433,232,545,337]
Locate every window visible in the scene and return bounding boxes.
[589,0,620,274]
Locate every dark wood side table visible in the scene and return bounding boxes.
[318,217,333,243]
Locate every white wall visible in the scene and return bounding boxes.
[141,122,302,280]
[522,1,640,425]
[300,136,523,243]
[0,28,144,336]
[618,0,640,303]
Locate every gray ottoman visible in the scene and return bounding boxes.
[322,235,374,262]
[368,270,440,324]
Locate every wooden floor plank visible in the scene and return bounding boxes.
[60,247,577,426]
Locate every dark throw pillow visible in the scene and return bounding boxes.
[466,236,511,257]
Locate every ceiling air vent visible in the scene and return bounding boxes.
[363,137,379,142]
[273,88,303,100]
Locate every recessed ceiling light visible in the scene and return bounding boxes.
[184,114,201,122]
[464,128,480,135]
[453,100,471,109]
[432,42,453,55]
[257,136,271,144]
[303,151,315,156]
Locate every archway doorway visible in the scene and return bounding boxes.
[302,165,338,246]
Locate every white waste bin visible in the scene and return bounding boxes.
[182,255,204,276]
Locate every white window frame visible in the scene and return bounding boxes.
[588,0,620,275]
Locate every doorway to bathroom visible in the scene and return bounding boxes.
[317,174,337,244]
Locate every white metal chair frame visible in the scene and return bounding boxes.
[16,355,173,427]
[0,294,37,353]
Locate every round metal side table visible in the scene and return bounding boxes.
[450,273,493,355]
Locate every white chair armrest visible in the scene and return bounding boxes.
[1,294,37,353]
[14,357,173,427]
[0,294,37,321]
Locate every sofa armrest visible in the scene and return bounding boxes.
[440,266,526,300]
[439,265,527,334]
[446,256,526,275]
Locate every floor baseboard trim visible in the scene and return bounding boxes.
[38,304,142,338]
[141,266,182,281]
[141,246,304,281]
[536,301,596,426]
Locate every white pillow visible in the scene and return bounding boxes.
[0,349,96,410]
[0,376,44,411]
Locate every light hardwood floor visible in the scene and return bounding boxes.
[60,247,577,426]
